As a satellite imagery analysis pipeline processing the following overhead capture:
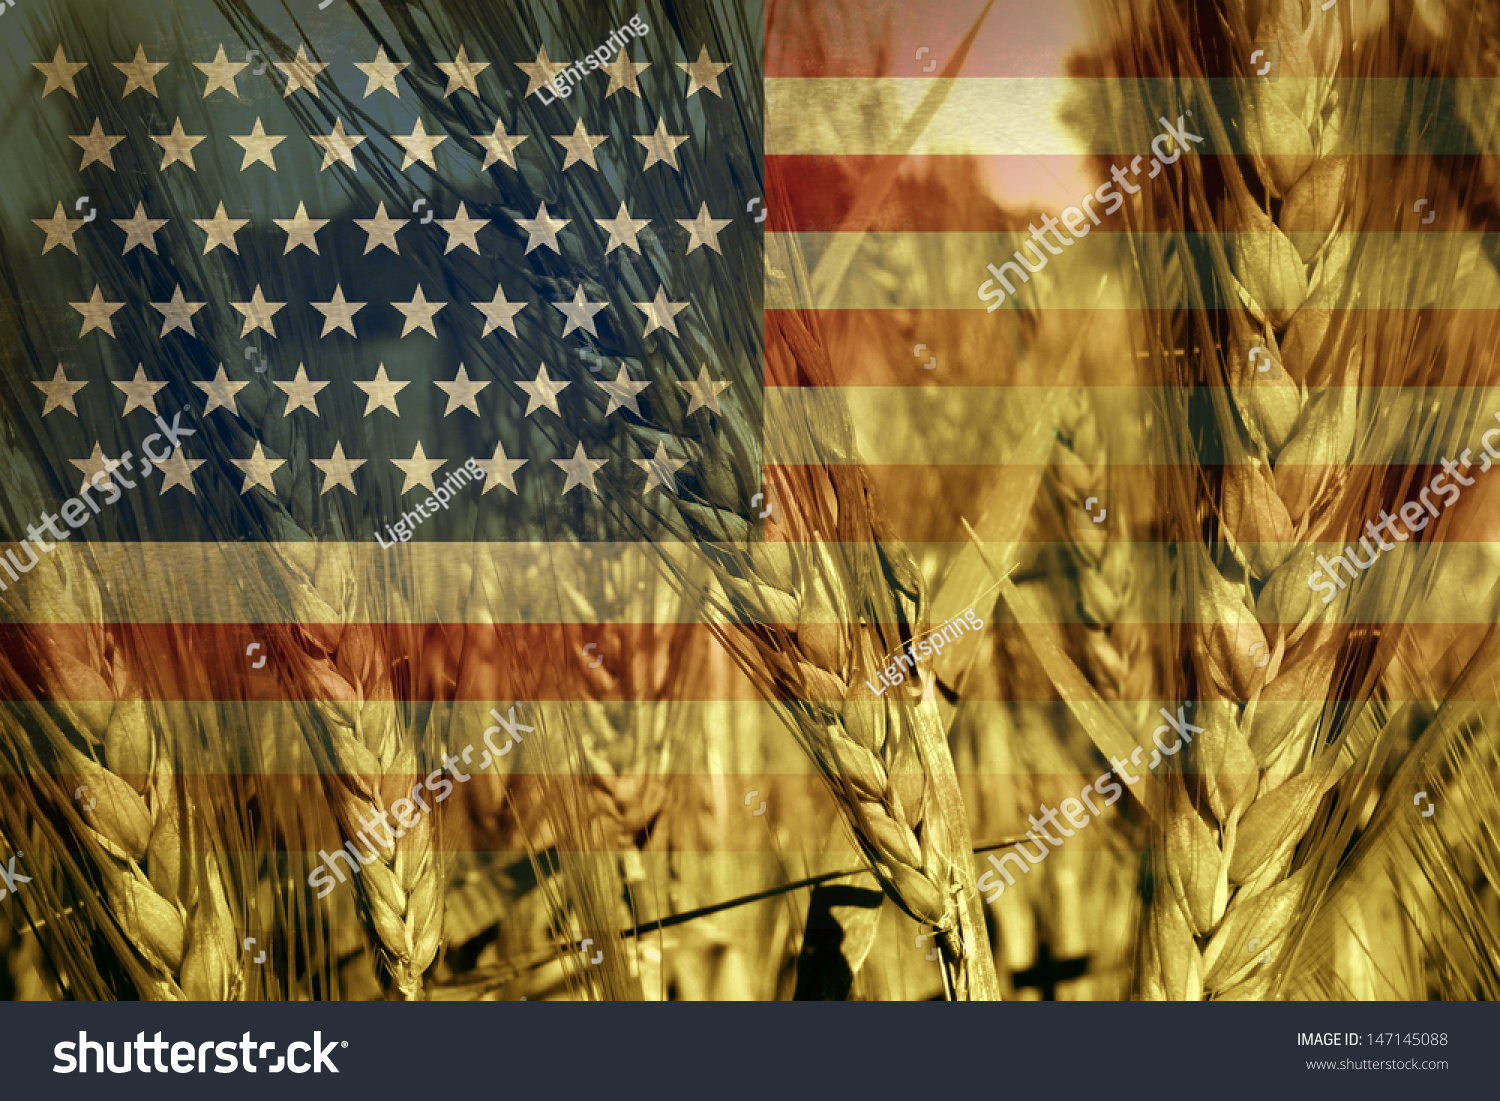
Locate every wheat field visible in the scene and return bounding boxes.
[0,0,1496,1004]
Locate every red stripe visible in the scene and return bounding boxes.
[767,1,1496,77]
[767,155,1032,232]
[0,623,760,702]
[6,621,1498,703]
[767,309,1060,386]
[765,155,1499,233]
[767,0,1086,77]
[3,772,1311,853]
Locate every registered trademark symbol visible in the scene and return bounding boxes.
[341,1041,348,1047]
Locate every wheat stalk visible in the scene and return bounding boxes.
[1042,390,1168,996]
[284,546,441,1001]
[525,550,688,1001]
[1050,393,1166,741]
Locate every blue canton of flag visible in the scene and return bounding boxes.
[8,0,763,547]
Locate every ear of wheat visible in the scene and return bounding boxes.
[698,300,1000,1000]
[1085,0,1500,998]
[287,549,441,1001]
[1104,0,1362,1002]
[1241,0,1500,999]
[0,553,241,1000]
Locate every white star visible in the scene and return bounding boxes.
[32,202,85,255]
[473,441,526,495]
[394,118,445,170]
[514,202,570,254]
[677,45,730,97]
[113,202,168,254]
[473,119,526,170]
[274,44,327,97]
[515,364,569,418]
[355,201,406,254]
[311,118,366,170]
[601,49,650,97]
[114,365,167,416]
[552,119,607,171]
[152,286,206,337]
[437,45,488,97]
[354,46,407,97]
[679,364,731,415]
[273,201,329,253]
[230,442,286,495]
[474,285,528,337]
[230,117,286,170]
[633,441,688,494]
[633,286,689,338]
[34,365,87,416]
[193,202,247,254]
[438,201,487,254]
[355,365,408,416]
[114,45,167,98]
[392,441,446,495]
[552,443,607,496]
[152,118,206,170]
[70,443,121,489]
[231,285,286,337]
[312,442,366,495]
[71,118,125,170]
[516,46,568,96]
[70,286,125,338]
[195,45,247,98]
[677,202,732,254]
[596,366,650,418]
[392,286,446,337]
[194,364,251,417]
[553,286,607,338]
[34,46,88,98]
[311,284,366,337]
[434,364,489,416]
[153,448,205,495]
[595,201,649,254]
[634,119,688,171]
[272,364,329,416]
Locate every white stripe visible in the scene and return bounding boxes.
[9,541,1499,623]
[768,77,1481,156]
